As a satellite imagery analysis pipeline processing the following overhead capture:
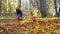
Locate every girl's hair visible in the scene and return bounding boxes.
[31,11,33,16]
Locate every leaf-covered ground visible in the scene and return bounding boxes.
[0,18,60,34]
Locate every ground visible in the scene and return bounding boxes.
[0,18,60,34]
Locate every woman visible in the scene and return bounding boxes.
[16,7,23,21]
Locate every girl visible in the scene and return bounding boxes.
[31,6,38,21]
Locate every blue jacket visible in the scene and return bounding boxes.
[16,9,23,17]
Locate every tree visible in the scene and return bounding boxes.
[0,0,2,15]
[39,0,47,18]
[18,0,21,8]
[29,0,36,7]
[54,0,58,16]
[57,0,60,16]
[36,0,40,13]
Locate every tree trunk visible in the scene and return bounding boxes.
[18,0,21,8]
[54,0,58,16]
[36,0,40,13]
[39,0,47,18]
[29,0,35,6]
[58,7,60,16]
[0,0,2,15]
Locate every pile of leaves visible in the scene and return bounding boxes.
[0,18,60,34]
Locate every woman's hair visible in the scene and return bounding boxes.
[16,7,19,9]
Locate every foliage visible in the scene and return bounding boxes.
[0,18,60,34]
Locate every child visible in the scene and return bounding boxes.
[31,10,38,21]
[16,7,23,21]
[31,6,38,21]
